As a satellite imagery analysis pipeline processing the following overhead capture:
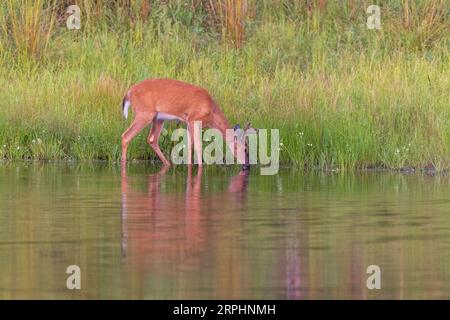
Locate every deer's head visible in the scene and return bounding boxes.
[234,122,258,171]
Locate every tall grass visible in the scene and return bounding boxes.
[0,0,56,60]
[0,0,449,171]
[204,0,251,48]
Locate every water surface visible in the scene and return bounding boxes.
[1,162,449,299]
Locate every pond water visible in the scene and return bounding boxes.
[0,162,449,299]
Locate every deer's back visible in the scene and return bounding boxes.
[128,79,213,120]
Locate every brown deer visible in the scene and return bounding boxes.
[121,79,247,167]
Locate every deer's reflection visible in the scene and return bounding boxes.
[121,166,249,273]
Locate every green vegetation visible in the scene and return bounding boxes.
[0,0,449,171]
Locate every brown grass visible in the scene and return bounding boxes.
[204,0,251,48]
[1,0,56,59]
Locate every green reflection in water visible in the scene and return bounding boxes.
[0,162,449,299]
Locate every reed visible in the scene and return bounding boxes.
[0,0,56,60]
[203,0,251,48]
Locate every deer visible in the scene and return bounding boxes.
[121,78,247,167]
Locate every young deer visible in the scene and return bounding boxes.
[121,78,246,167]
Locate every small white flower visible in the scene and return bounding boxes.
[32,139,36,144]
[37,138,42,144]
[396,148,400,153]
[17,146,20,150]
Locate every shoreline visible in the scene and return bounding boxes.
[0,159,447,176]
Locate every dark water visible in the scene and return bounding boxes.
[1,162,450,299]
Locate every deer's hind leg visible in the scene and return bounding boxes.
[147,118,170,167]
[121,113,155,164]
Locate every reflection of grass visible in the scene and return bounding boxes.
[0,1,449,170]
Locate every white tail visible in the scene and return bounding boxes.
[122,97,131,119]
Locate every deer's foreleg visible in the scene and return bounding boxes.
[193,121,203,167]
[186,122,193,166]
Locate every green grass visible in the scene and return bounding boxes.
[0,1,449,171]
